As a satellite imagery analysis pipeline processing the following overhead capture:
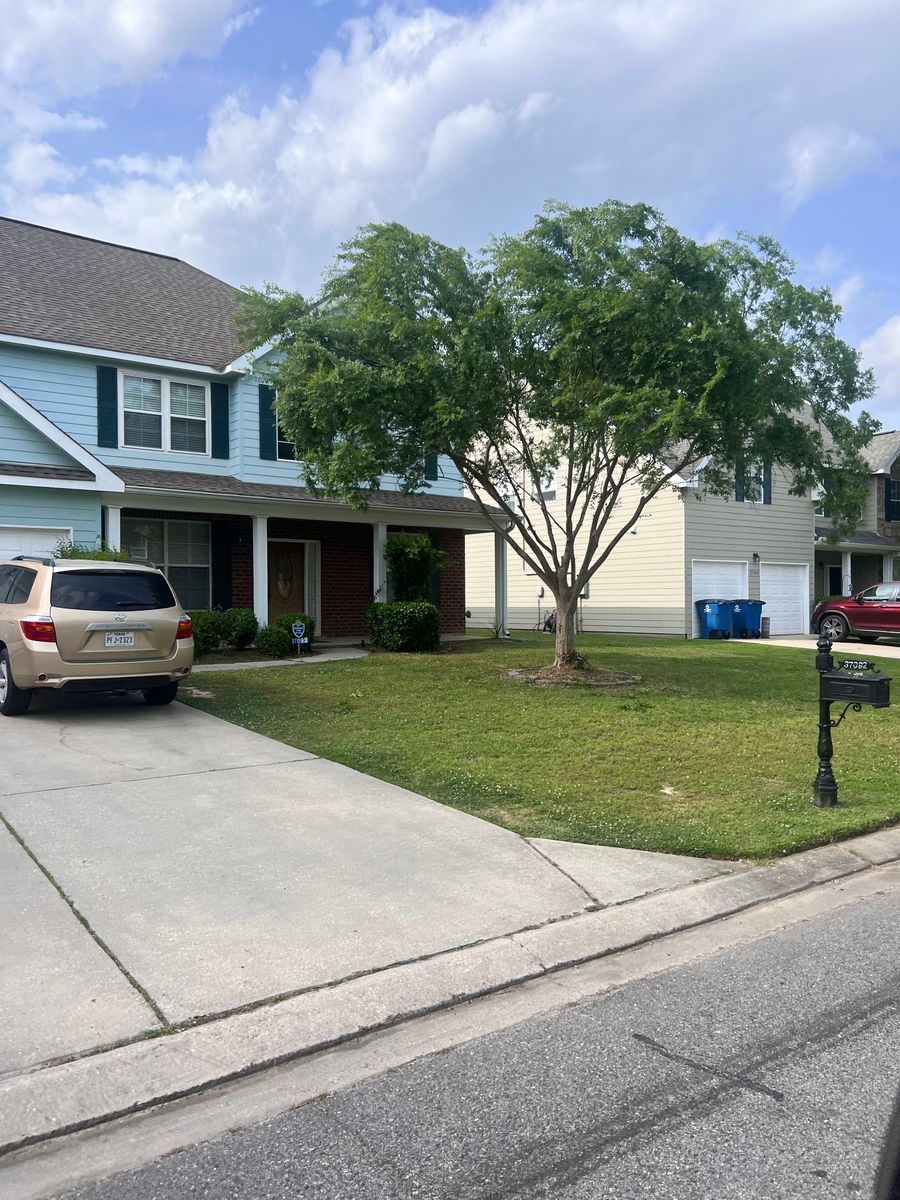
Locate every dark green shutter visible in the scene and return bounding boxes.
[886,479,894,523]
[762,466,772,505]
[424,453,439,480]
[210,382,230,460]
[97,365,118,448]
[210,521,233,609]
[259,384,277,460]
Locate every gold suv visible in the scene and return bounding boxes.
[0,556,194,717]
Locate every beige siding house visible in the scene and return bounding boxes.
[466,463,818,638]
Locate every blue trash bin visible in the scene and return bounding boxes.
[731,599,765,638]
[695,599,733,639]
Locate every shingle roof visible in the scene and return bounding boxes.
[815,524,900,548]
[0,218,248,370]
[0,460,94,481]
[116,466,499,518]
[862,431,900,474]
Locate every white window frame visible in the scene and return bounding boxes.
[121,516,212,610]
[118,370,211,457]
[276,416,296,462]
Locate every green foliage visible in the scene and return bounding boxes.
[242,200,877,661]
[220,607,259,650]
[270,611,316,640]
[384,533,442,601]
[189,609,225,656]
[256,623,293,658]
[53,539,130,561]
[368,601,440,652]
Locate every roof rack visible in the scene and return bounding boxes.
[11,555,55,566]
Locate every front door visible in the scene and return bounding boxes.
[267,542,305,620]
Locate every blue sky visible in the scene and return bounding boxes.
[1,0,899,424]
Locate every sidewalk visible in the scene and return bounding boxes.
[1,694,898,1157]
[750,635,900,659]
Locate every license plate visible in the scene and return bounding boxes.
[104,633,135,647]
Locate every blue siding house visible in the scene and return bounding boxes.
[0,218,495,635]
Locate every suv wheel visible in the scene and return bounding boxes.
[0,649,32,716]
[142,681,179,706]
[819,613,849,641]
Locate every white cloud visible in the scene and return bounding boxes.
[833,273,865,314]
[4,0,900,299]
[778,124,881,209]
[225,6,263,38]
[861,316,900,425]
[5,140,76,189]
[0,0,249,96]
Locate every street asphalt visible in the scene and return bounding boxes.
[58,886,900,1199]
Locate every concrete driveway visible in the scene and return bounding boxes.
[751,635,900,660]
[0,691,738,1080]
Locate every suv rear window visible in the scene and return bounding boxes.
[50,570,177,612]
[0,566,37,605]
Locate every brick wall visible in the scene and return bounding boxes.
[435,528,466,634]
[123,507,469,636]
[269,517,372,637]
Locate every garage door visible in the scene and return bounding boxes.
[0,526,69,560]
[691,560,748,637]
[759,563,809,635]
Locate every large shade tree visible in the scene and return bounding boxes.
[241,201,875,668]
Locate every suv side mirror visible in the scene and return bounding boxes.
[854,592,865,604]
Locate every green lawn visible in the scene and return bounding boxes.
[182,633,900,860]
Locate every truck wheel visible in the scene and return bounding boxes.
[142,681,179,706]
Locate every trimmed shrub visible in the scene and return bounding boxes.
[53,538,130,562]
[271,611,316,641]
[256,623,293,658]
[188,609,225,657]
[383,533,442,601]
[368,601,440,653]
[220,607,259,650]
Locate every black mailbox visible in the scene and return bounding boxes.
[820,670,891,708]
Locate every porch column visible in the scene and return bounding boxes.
[252,515,268,626]
[105,505,122,551]
[372,522,388,602]
[841,550,853,596]
[884,552,897,584]
[494,530,508,637]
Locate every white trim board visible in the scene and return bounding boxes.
[0,331,238,378]
[0,378,124,492]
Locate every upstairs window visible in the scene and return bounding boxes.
[891,480,900,504]
[120,372,209,455]
[276,417,296,462]
[531,468,557,502]
[735,463,772,505]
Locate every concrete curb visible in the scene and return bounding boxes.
[2,826,899,1157]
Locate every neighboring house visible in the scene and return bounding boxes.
[0,217,498,635]
[814,430,900,599]
[467,459,840,639]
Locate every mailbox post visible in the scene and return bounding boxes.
[813,634,891,808]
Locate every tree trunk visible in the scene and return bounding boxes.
[553,592,586,669]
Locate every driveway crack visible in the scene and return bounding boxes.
[0,812,169,1026]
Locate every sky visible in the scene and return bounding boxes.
[1,0,899,426]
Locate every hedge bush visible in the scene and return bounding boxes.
[271,611,316,641]
[188,609,225,656]
[256,623,293,658]
[53,538,130,562]
[368,601,440,652]
[220,607,259,650]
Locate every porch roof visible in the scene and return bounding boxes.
[815,524,900,552]
[113,466,501,523]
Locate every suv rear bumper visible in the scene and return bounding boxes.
[8,640,193,690]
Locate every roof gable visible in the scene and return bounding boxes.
[862,430,900,474]
[0,218,248,370]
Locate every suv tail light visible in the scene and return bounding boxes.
[20,617,57,643]
[176,616,193,640]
